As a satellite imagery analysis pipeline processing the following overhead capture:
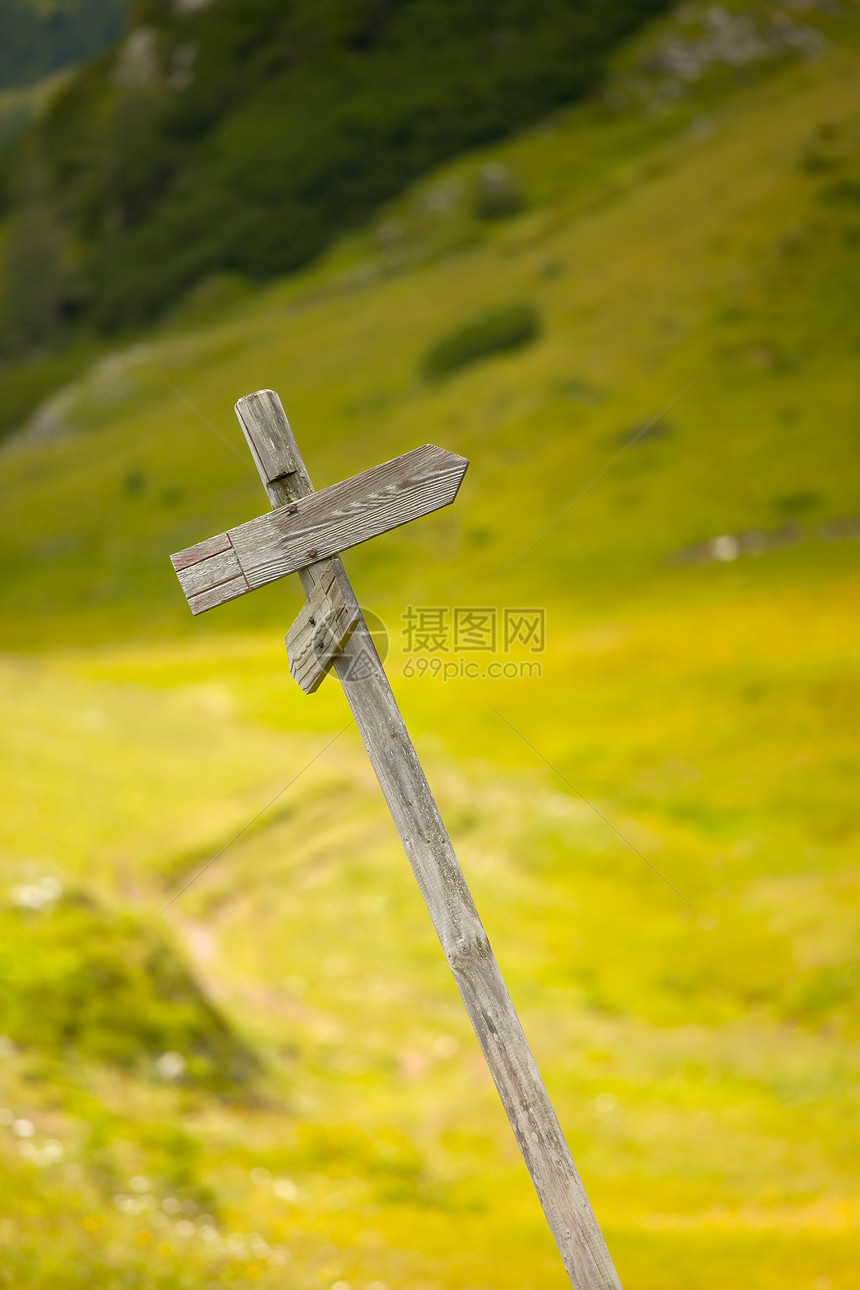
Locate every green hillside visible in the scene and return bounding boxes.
[0,0,669,348]
[1,3,859,1288]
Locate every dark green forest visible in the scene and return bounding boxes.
[0,0,670,352]
[0,0,128,91]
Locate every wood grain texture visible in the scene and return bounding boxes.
[233,386,303,485]
[170,442,468,614]
[188,574,249,616]
[170,538,249,615]
[171,531,232,571]
[284,566,359,694]
[233,390,623,1290]
[235,391,314,499]
[175,546,243,600]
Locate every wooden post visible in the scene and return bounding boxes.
[233,391,622,1290]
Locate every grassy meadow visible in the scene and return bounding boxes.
[1,6,859,1287]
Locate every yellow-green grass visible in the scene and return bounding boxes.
[1,12,859,1289]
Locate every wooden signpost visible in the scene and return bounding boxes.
[170,389,622,1289]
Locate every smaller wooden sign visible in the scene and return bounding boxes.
[284,565,358,694]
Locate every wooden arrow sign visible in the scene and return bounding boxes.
[171,443,468,615]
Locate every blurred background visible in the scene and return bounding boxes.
[0,2,858,1287]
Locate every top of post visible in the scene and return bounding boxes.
[235,389,314,506]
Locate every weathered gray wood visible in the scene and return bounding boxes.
[230,442,466,588]
[285,566,359,694]
[233,389,623,1290]
[171,531,233,570]
[174,545,244,600]
[170,443,468,615]
[234,386,304,485]
[187,573,249,617]
[234,390,313,500]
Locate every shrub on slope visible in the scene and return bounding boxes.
[0,883,255,1089]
